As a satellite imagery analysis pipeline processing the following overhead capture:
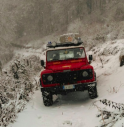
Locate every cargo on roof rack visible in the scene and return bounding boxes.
[47,41,83,48]
[60,33,80,43]
[47,33,83,48]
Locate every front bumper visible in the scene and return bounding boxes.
[41,81,97,94]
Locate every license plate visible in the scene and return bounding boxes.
[63,85,75,90]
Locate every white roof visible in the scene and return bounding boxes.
[60,33,79,37]
[46,45,84,51]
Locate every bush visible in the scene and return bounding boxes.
[0,54,41,127]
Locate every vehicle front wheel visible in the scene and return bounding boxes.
[42,91,53,106]
[88,84,98,99]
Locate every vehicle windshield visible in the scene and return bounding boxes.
[47,47,85,61]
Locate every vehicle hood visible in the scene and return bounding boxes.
[46,60,88,72]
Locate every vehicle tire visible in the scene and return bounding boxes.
[39,78,42,87]
[42,91,53,106]
[88,84,98,99]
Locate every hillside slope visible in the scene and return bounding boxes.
[1,0,124,67]
[1,0,124,44]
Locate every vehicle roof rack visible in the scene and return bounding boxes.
[47,41,83,48]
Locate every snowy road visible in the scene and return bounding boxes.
[8,90,100,127]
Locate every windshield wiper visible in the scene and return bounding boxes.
[66,58,78,60]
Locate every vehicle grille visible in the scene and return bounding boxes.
[42,69,93,85]
[55,71,79,84]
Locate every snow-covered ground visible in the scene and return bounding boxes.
[8,39,124,127]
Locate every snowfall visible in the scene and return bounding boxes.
[7,39,124,127]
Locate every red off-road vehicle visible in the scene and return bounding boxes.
[40,34,97,106]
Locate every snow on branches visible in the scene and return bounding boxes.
[0,54,41,127]
[93,99,124,127]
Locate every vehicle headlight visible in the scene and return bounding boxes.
[47,75,53,81]
[82,71,88,77]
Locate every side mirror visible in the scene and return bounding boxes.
[89,55,92,64]
[89,55,93,61]
[41,60,44,67]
